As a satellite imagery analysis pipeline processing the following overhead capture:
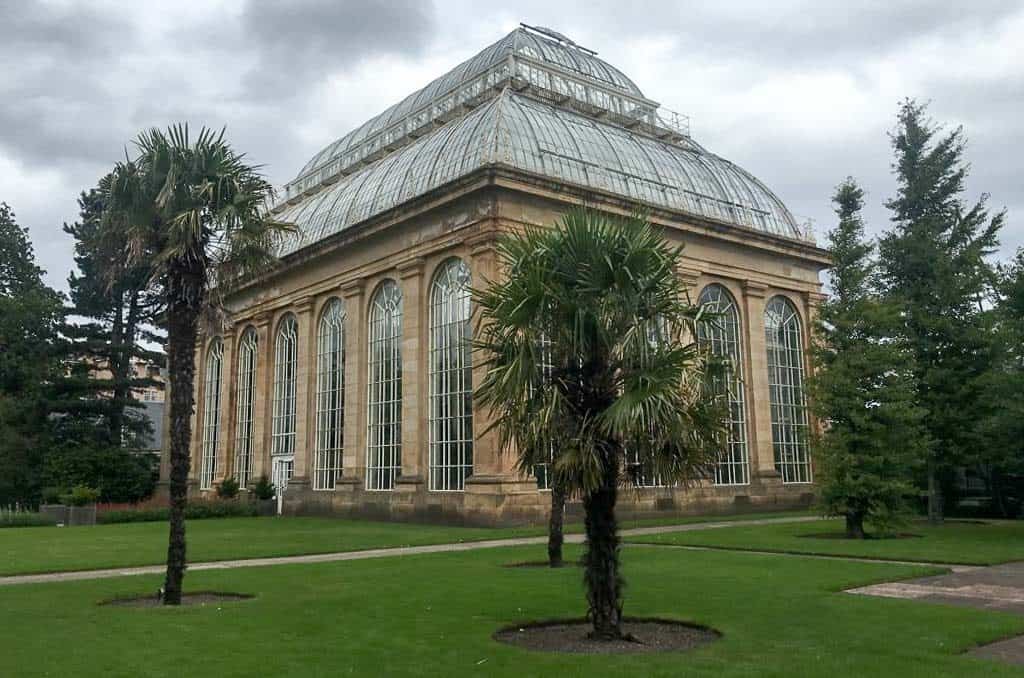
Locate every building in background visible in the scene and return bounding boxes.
[163,25,828,524]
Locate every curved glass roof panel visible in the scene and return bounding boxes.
[275,90,801,256]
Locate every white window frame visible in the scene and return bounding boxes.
[234,327,258,488]
[272,315,298,458]
[366,280,402,491]
[200,339,223,491]
[765,295,811,483]
[428,259,474,492]
[314,298,346,490]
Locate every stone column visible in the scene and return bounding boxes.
[340,280,366,489]
[396,258,426,494]
[215,327,236,485]
[250,312,273,483]
[742,281,779,483]
[288,297,315,491]
[189,337,206,492]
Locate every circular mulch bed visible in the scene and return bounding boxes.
[502,560,583,569]
[798,532,922,540]
[493,617,720,654]
[100,592,254,608]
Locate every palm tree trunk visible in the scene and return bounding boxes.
[583,463,623,640]
[845,511,866,539]
[162,293,198,605]
[927,459,944,526]
[548,482,567,568]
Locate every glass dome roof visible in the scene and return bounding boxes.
[274,90,803,256]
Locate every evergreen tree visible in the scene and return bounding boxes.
[811,179,924,538]
[0,203,64,506]
[878,100,1004,523]
[59,183,164,450]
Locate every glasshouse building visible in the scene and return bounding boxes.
[161,24,829,525]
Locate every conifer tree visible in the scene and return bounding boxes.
[812,178,924,537]
[878,100,1004,523]
[0,203,64,506]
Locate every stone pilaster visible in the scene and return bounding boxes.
[396,258,426,492]
[741,280,779,483]
[215,327,236,485]
[250,312,273,484]
[289,297,315,490]
[340,279,366,485]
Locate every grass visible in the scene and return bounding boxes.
[0,510,811,576]
[625,518,1024,565]
[1,544,1021,676]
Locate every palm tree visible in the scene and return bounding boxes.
[103,125,289,605]
[475,208,726,640]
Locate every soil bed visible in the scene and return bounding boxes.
[493,617,719,654]
[101,591,254,608]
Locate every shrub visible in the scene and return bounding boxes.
[252,475,275,501]
[216,477,240,499]
[41,486,64,504]
[97,499,261,524]
[0,507,52,528]
[63,485,100,507]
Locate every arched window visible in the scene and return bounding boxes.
[234,327,258,487]
[367,280,402,490]
[314,299,345,490]
[200,339,223,490]
[765,296,811,483]
[697,284,750,485]
[272,315,298,468]
[428,259,473,491]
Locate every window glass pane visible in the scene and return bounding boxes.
[314,299,346,490]
[234,328,258,488]
[765,296,811,483]
[367,281,402,490]
[200,339,223,491]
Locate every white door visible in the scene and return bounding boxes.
[271,456,294,515]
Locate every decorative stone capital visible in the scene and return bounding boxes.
[253,310,273,329]
[396,257,426,279]
[293,296,315,315]
[678,266,701,290]
[339,278,364,299]
[742,280,769,299]
[466,231,498,257]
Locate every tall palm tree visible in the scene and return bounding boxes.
[475,208,726,640]
[103,125,289,605]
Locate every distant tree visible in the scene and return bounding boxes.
[810,178,924,538]
[976,250,1024,516]
[60,183,164,448]
[0,203,64,506]
[103,125,288,605]
[878,99,1004,524]
[475,209,725,640]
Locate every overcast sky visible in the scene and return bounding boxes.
[1,0,1021,291]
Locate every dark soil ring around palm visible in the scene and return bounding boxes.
[501,560,584,568]
[493,617,720,654]
[797,532,922,540]
[100,591,254,608]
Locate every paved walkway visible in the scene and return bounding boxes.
[0,515,821,587]
[849,562,1024,665]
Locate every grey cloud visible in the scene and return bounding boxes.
[239,0,438,97]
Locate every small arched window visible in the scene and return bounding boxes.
[314,299,346,490]
[428,259,473,491]
[367,280,402,490]
[765,296,811,483]
[234,327,258,487]
[272,315,299,464]
[697,284,750,485]
[200,339,223,491]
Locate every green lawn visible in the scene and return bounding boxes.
[625,518,1024,565]
[0,510,811,576]
[1,544,1021,676]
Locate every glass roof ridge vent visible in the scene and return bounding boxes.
[280,25,667,206]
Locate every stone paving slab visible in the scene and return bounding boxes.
[848,561,1024,665]
[0,514,821,587]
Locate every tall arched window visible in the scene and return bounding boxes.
[765,296,811,483]
[234,327,258,487]
[314,299,345,490]
[200,339,223,490]
[367,280,402,490]
[428,259,473,491]
[272,315,298,466]
[697,284,750,486]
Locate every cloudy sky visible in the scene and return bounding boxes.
[1,0,1020,291]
